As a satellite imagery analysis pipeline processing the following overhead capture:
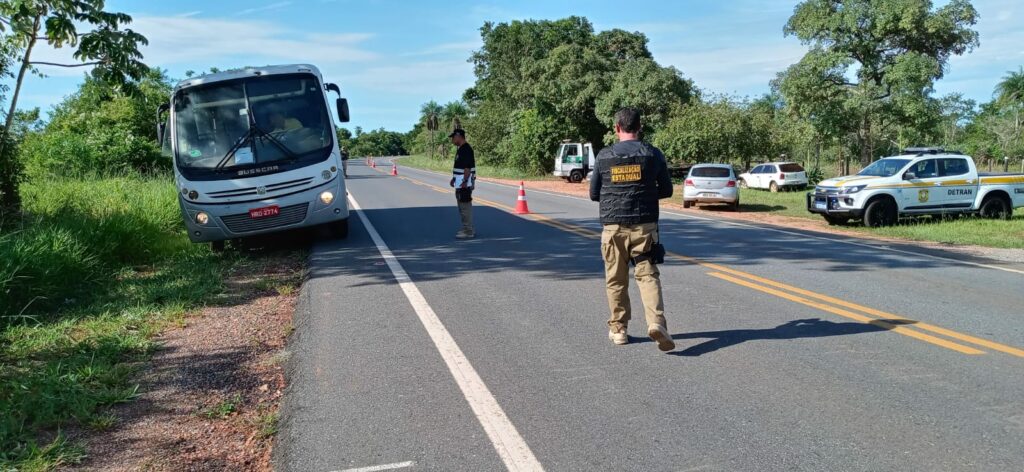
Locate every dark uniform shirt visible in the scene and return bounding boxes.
[453,143,476,187]
[589,140,673,225]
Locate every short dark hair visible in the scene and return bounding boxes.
[614,107,642,133]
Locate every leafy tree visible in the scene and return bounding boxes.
[0,0,149,210]
[20,69,172,178]
[594,58,693,144]
[348,128,407,157]
[495,108,561,174]
[777,0,979,167]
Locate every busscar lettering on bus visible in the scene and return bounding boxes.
[237,165,281,177]
[611,164,642,183]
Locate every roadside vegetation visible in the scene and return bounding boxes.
[0,177,229,468]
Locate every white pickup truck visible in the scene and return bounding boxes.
[807,148,1024,227]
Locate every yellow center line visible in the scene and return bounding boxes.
[377,167,1024,357]
[706,272,984,355]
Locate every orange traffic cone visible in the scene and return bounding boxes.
[390,163,398,176]
[514,181,530,214]
[370,158,376,168]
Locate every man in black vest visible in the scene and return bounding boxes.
[449,129,476,239]
[590,107,675,351]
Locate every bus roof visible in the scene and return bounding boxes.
[174,64,324,91]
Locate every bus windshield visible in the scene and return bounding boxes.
[173,73,333,177]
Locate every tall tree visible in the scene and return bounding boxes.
[777,0,979,166]
[0,0,148,210]
[420,100,441,158]
[995,67,1024,106]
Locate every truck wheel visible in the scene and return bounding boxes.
[823,215,849,226]
[569,170,584,183]
[211,240,225,252]
[769,181,779,193]
[864,198,897,227]
[329,218,350,239]
[738,179,747,189]
[979,195,1012,220]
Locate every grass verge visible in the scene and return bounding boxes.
[736,187,1024,249]
[0,176,229,470]
[397,154,557,181]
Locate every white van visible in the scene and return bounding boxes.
[158,64,351,250]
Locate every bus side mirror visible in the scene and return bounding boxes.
[336,98,350,123]
[156,103,169,144]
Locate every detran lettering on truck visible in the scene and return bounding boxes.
[156,64,352,250]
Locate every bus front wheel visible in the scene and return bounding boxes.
[329,218,350,239]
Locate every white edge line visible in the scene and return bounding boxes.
[392,161,1024,276]
[347,193,544,472]
[333,461,417,472]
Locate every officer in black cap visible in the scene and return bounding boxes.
[448,128,476,239]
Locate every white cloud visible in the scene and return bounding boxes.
[336,59,474,98]
[656,42,808,95]
[239,1,293,16]
[24,14,380,78]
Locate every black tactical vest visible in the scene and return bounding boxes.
[595,142,664,225]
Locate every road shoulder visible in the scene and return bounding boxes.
[68,249,305,471]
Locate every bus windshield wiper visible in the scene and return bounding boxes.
[214,127,256,172]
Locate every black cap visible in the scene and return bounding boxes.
[448,128,465,138]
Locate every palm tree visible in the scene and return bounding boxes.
[440,101,469,158]
[995,67,1024,106]
[420,101,442,158]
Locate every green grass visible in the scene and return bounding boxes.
[202,394,243,420]
[735,187,1024,249]
[397,154,556,181]
[0,176,230,470]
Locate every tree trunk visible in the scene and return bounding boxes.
[0,13,42,212]
[859,115,872,167]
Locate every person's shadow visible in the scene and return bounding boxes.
[640,318,917,357]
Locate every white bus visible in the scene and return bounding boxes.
[158,64,351,250]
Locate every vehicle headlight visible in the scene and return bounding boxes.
[840,185,867,194]
[195,211,210,225]
[320,191,335,205]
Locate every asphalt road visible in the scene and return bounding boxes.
[275,158,1024,472]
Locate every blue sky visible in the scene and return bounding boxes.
[12,0,1024,133]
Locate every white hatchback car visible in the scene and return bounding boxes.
[738,162,809,192]
[683,164,739,210]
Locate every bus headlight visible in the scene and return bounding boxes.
[320,191,335,205]
[195,211,210,225]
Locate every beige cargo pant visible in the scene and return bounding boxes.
[601,223,666,332]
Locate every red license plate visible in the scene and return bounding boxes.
[249,206,280,219]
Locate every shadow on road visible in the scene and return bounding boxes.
[310,205,604,287]
[626,318,918,357]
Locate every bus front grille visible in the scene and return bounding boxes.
[220,203,309,233]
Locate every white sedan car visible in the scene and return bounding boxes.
[683,164,739,211]
[738,162,809,192]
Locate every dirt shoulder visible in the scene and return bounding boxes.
[480,175,1024,265]
[66,250,306,472]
